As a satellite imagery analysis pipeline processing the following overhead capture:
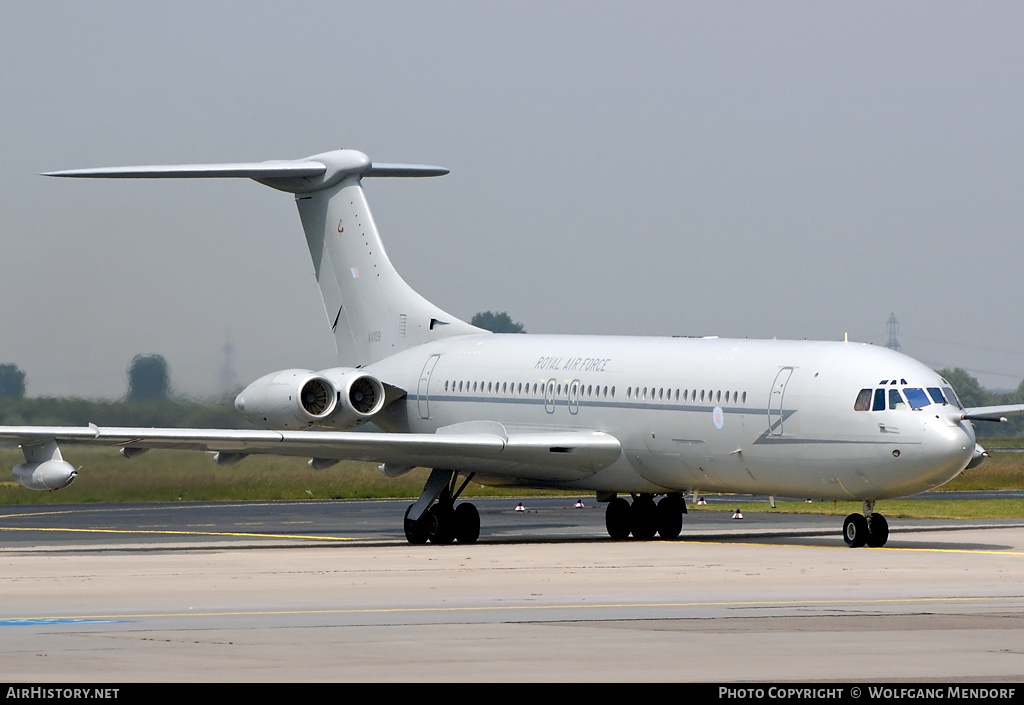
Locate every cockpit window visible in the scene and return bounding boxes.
[857,382,959,412]
[903,388,930,410]
[926,387,947,405]
[888,389,907,410]
[872,388,886,411]
[854,389,872,411]
[943,386,964,410]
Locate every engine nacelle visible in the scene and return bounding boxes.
[315,367,387,429]
[234,367,386,430]
[13,459,77,491]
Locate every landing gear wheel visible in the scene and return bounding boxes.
[843,513,868,548]
[404,504,428,545]
[656,494,684,540]
[630,495,658,540]
[426,505,455,544]
[866,513,889,548]
[453,502,480,544]
[605,497,632,540]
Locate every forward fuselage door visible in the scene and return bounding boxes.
[417,354,441,419]
[768,366,794,436]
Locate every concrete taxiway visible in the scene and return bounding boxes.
[1,498,1023,682]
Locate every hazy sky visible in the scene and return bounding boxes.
[2,1,1023,398]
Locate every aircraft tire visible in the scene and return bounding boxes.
[426,505,455,545]
[843,513,868,548]
[631,495,658,540]
[866,513,889,547]
[605,497,632,540]
[454,502,480,544]
[656,494,684,540]
[404,504,429,545]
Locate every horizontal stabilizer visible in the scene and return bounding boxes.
[43,161,328,179]
[44,157,447,182]
[365,164,449,177]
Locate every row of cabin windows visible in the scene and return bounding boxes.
[626,387,747,404]
[442,380,617,398]
[439,379,748,406]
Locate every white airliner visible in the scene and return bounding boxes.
[2,149,1019,547]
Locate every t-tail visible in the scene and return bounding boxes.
[45,149,484,366]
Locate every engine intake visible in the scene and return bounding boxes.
[235,367,386,430]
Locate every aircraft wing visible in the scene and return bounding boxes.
[961,404,1024,423]
[0,424,622,484]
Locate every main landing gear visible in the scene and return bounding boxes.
[604,492,686,540]
[843,500,889,548]
[403,468,480,545]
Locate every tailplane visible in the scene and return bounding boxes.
[46,149,484,366]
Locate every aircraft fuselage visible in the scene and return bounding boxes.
[368,333,976,501]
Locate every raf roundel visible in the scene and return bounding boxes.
[712,406,725,430]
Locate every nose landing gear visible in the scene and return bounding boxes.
[843,500,889,547]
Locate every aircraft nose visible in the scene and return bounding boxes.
[937,415,976,474]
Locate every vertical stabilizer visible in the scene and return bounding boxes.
[294,165,482,366]
[45,148,485,367]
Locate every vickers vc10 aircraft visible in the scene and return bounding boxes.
[3,149,1020,547]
